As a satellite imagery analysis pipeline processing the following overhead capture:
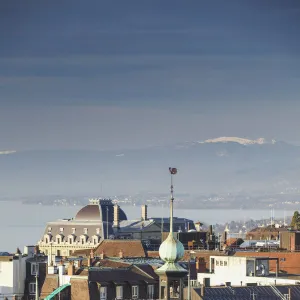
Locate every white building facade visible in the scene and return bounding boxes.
[198,256,298,287]
[0,254,27,300]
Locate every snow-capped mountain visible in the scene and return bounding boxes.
[1,137,300,196]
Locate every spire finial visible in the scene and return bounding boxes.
[169,168,177,234]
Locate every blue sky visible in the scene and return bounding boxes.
[1,1,300,150]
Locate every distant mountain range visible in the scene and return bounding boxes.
[1,137,300,197]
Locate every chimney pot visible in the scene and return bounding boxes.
[68,261,75,276]
[113,204,120,228]
[141,205,148,221]
[119,249,124,258]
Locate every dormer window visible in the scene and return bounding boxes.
[68,234,75,244]
[48,227,52,233]
[56,234,64,244]
[80,235,88,245]
[60,227,64,233]
[84,228,88,234]
[96,228,100,235]
[44,233,52,244]
[72,228,76,234]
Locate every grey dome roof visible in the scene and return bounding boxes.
[74,199,127,222]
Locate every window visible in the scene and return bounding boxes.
[216,260,219,266]
[132,286,139,299]
[220,261,223,266]
[29,282,36,294]
[57,237,61,244]
[191,280,198,287]
[224,261,228,266]
[31,263,39,275]
[147,285,154,299]
[100,286,107,300]
[116,286,123,299]
[69,238,73,244]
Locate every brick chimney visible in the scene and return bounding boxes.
[119,249,124,259]
[141,205,148,221]
[68,261,75,276]
[196,257,206,273]
[113,204,120,228]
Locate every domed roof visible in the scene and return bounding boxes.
[74,199,127,222]
[75,204,101,221]
[159,232,184,263]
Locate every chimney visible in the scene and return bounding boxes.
[78,259,82,268]
[68,261,75,276]
[100,251,105,260]
[90,249,94,259]
[113,204,120,228]
[119,249,124,259]
[141,205,148,221]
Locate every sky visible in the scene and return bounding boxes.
[1,0,300,151]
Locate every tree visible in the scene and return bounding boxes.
[290,211,300,229]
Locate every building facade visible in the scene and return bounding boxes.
[38,199,128,257]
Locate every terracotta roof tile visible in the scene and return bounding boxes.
[94,240,146,258]
[40,275,58,298]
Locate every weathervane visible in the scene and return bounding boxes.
[169,167,177,233]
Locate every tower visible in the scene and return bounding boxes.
[155,168,187,300]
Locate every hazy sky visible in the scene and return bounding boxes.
[1,1,300,151]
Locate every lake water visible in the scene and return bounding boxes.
[0,201,295,252]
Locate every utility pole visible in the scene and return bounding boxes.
[106,206,109,239]
[35,254,39,300]
[187,260,191,300]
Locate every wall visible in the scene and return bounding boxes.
[211,256,247,284]
[234,251,300,274]
[70,278,90,300]
[0,256,26,300]
[0,260,14,296]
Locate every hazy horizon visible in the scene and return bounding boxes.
[1,1,300,197]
